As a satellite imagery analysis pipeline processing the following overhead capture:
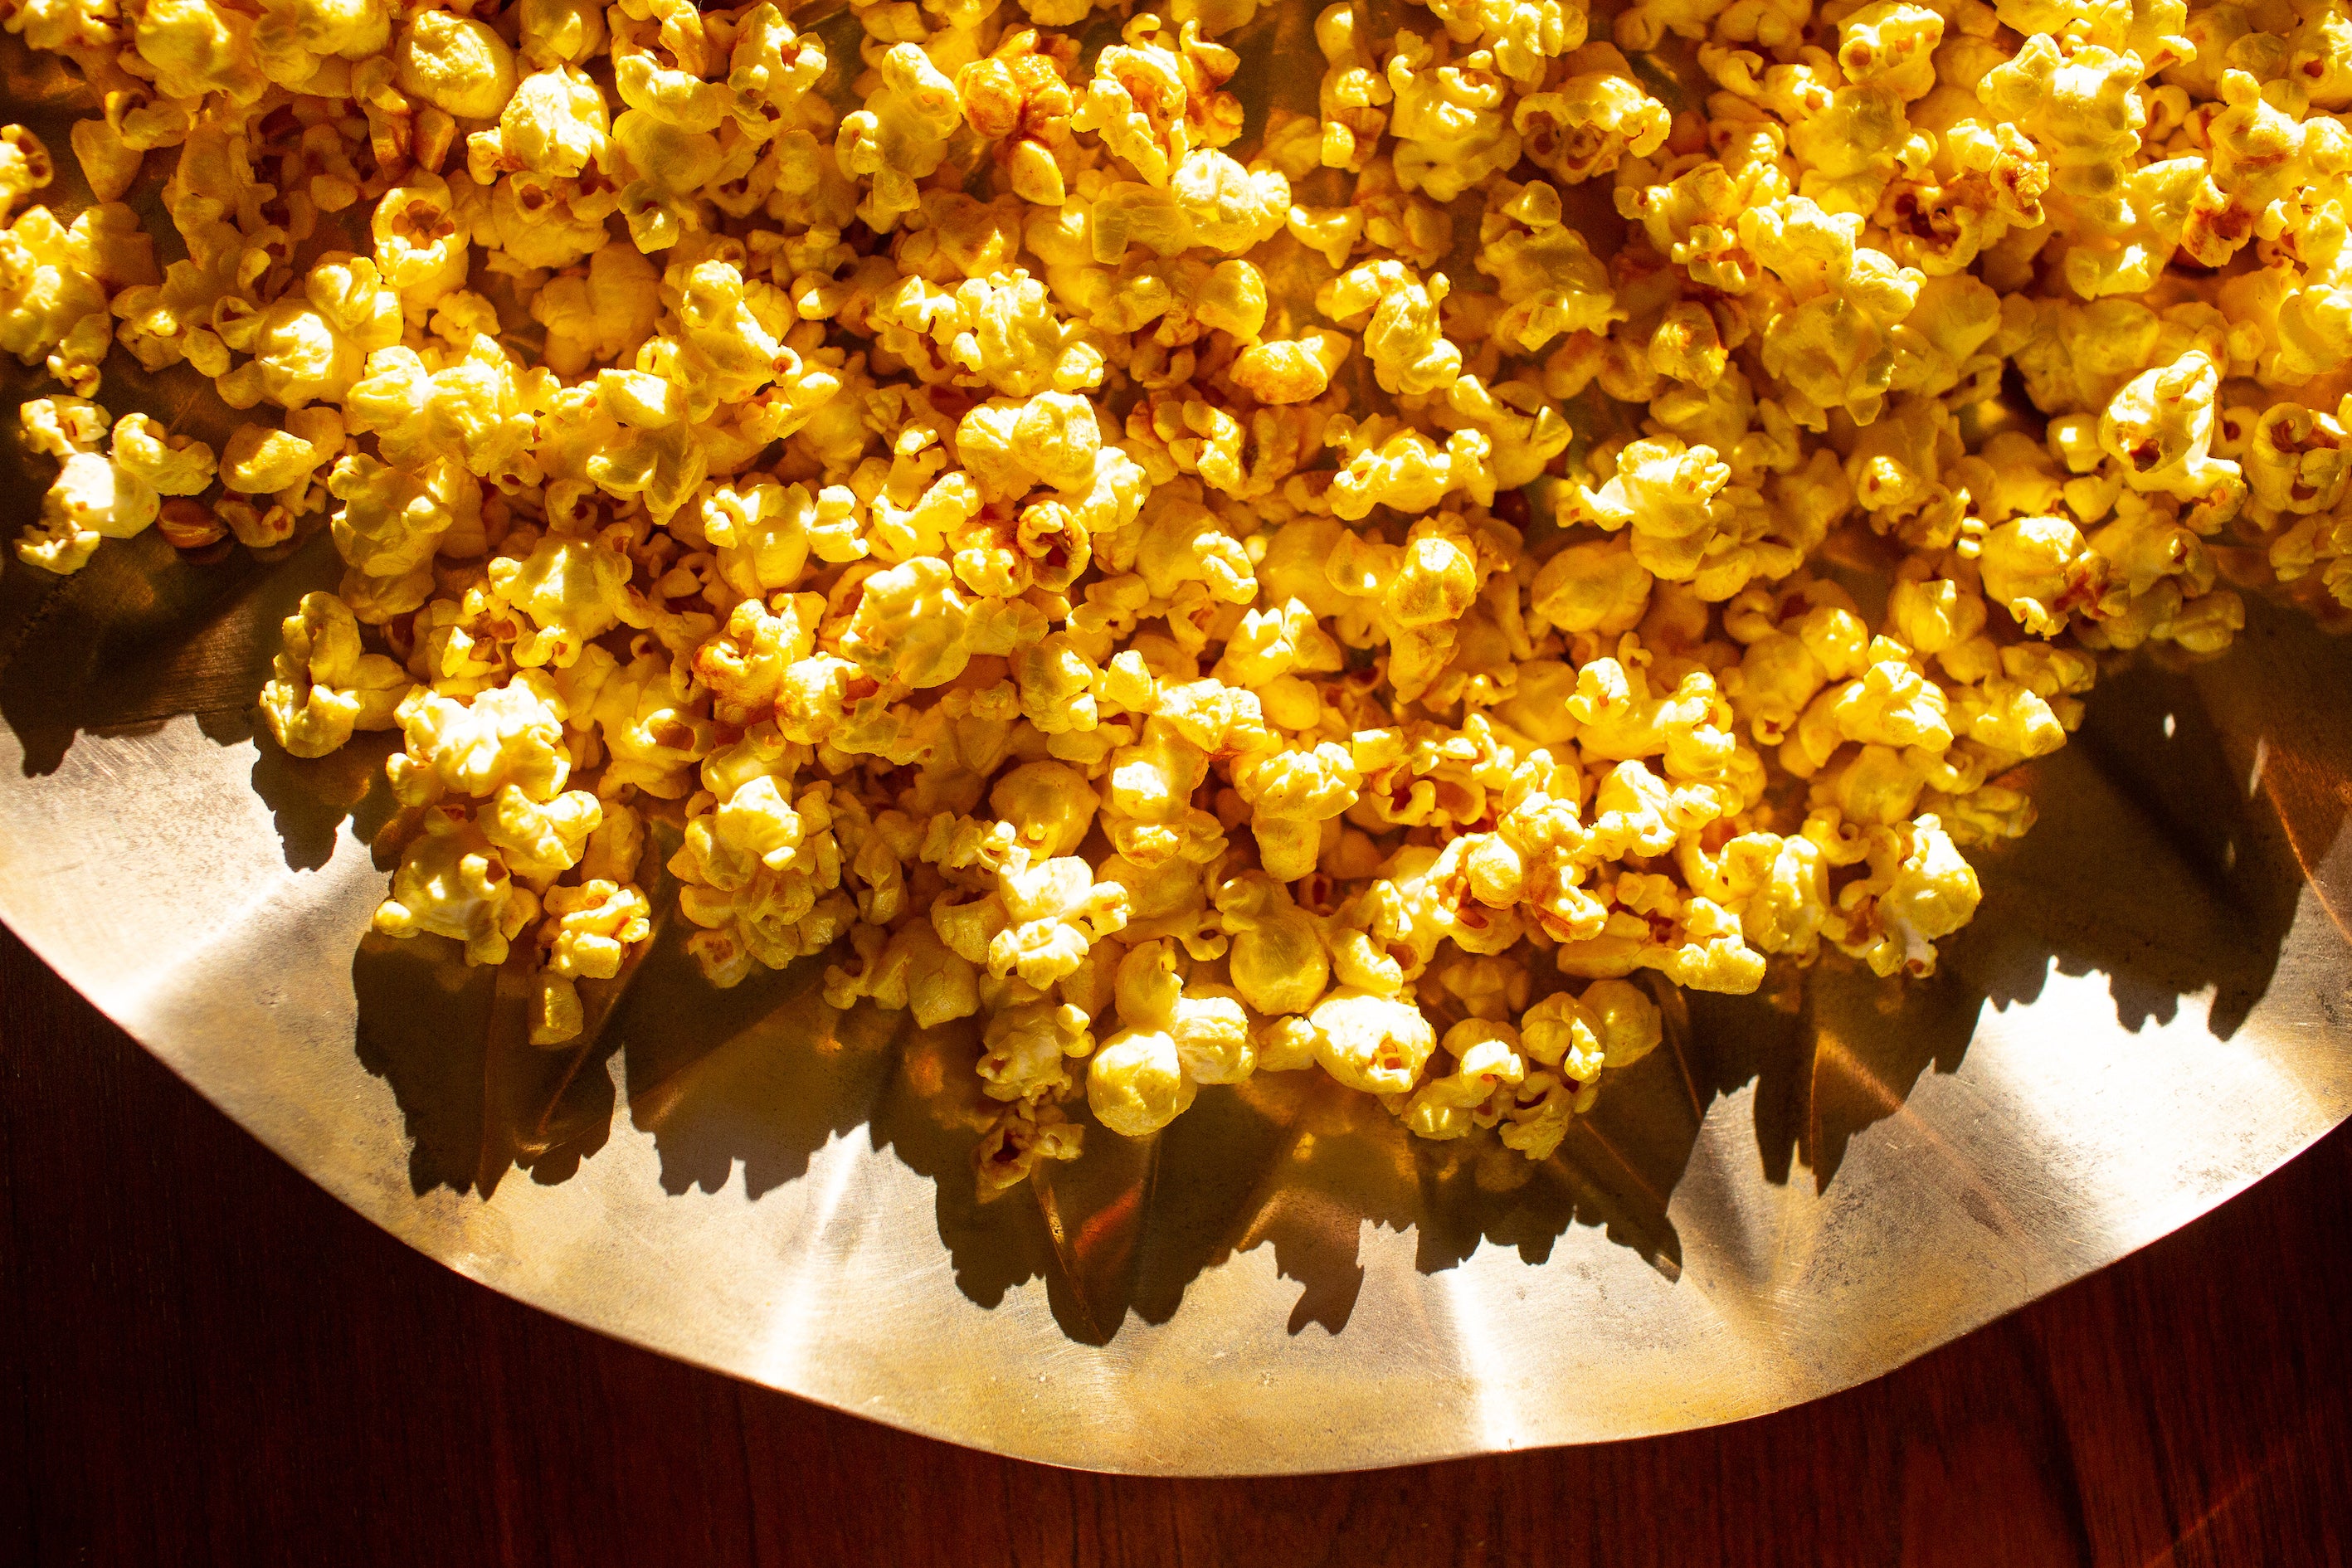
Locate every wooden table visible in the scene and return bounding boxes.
[3,926,2346,1567]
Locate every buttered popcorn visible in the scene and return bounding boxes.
[2,0,2339,1197]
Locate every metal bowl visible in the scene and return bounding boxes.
[4,27,2350,1475]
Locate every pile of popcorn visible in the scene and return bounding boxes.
[4,0,2344,1195]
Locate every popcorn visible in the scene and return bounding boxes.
[258,591,411,757]
[1318,260,1461,397]
[374,808,543,965]
[837,43,963,232]
[20,448,157,572]
[1305,988,1438,1095]
[394,10,517,120]
[1477,180,1621,352]
[1513,46,1669,186]
[1382,31,1521,203]
[1088,1025,1195,1135]
[8,0,2332,1198]
[387,673,572,807]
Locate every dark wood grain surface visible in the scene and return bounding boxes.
[3,924,2348,1568]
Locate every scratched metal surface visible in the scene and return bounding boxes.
[3,22,2351,1476]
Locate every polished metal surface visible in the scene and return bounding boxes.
[4,33,2351,1476]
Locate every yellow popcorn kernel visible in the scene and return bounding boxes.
[1698,830,1830,958]
[1306,987,1438,1096]
[958,29,1079,206]
[870,267,1104,397]
[835,43,962,232]
[588,655,716,797]
[1476,178,1622,353]
[1428,0,1585,85]
[1580,756,1724,861]
[1513,45,1669,187]
[329,450,480,582]
[842,557,983,690]
[1858,814,1979,977]
[387,672,572,807]
[1074,16,1240,186]
[1726,596,1870,746]
[1211,598,1342,688]
[1496,1068,1593,1159]
[2096,349,2241,504]
[218,416,331,499]
[991,759,1101,859]
[129,0,268,105]
[988,855,1130,988]
[2,0,114,59]
[1103,721,1220,865]
[1169,147,1288,254]
[70,115,144,205]
[825,918,981,1025]
[609,5,727,135]
[1088,1025,1195,1136]
[1399,1020,1525,1140]
[515,0,605,67]
[1195,258,1268,342]
[726,2,823,138]
[1567,434,1754,586]
[1323,416,1492,522]
[542,878,651,984]
[1439,374,1572,489]
[977,1000,1095,1103]
[530,971,585,1047]
[1111,936,1185,1030]
[1836,2,1941,100]
[373,806,540,967]
[1231,740,1360,879]
[2245,403,2352,519]
[217,256,402,410]
[1314,1,1392,173]
[1231,329,1350,404]
[1171,984,1254,1083]
[1317,259,1461,397]
[2179,72,2311,271]
[1979,515,2101,637]
[372,173,470,307]
[1012,632,1103,733]
[1816,639,1953,752]
[954,390,1101,501]
[1385,29,1521,203]
[17,446,154,573]
[1216,872,1329,1016]
[701,477,819,597]
[1570,649,1740,776]
[108,411,217,496]
[19,395,108,459]
[579,804,646,885]
[257,591,412,758]
[1976,33,2145,211]
[692,595,820,726]
[394,10,517,120]
[481,782,602,883]
[1528,537,1653,640]
[0,205,119,397]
